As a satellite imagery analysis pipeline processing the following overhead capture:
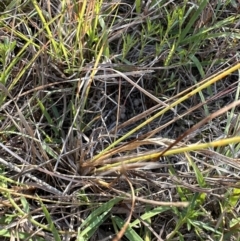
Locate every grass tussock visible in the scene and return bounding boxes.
[0,0,240,240]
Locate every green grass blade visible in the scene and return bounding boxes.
[112,216,143,241]
[0,229,46,241]
[130,206,171,227]
[180,0,208,41]
[39,199,61,241]
[78,197,122,239]
[185,153,206,188]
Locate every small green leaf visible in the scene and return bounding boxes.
[20,197,30,214]
[228,188,240,207]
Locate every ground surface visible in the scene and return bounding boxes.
[0,0,240,240]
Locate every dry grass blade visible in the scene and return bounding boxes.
[109,186,189,208]
[0,156,62,196]
[0,83,49,161]
[112,68,176,110]
[113,175,135,241]
[1,1,240,240]
[201,149,240,170]
[90,63,240,163]
[159,99,240,157]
